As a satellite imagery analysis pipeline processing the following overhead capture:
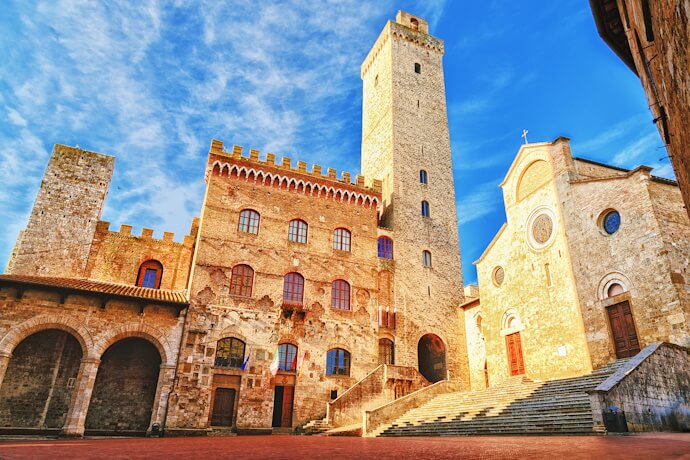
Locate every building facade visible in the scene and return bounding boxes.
[0,11,468,436]
[590,0,690,218]
[473,137,690,386]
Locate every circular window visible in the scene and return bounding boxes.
[493,266,505,286]
[526,207,557,250]
[532,214,554,245]
[601,210,621,235]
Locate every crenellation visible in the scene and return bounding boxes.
[297,160,307,172]
[249,149,259,161]
[119,224,132,236]
[141,228,154,239]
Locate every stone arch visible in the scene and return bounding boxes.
[597,272,633,301]
[0,314,94,358]
[501,308,522,332]
[417,333,447,382]
[516,159,551,201]
[93,323,173,366]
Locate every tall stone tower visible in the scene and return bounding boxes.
[7,144,114,277]
[361,11,468,382]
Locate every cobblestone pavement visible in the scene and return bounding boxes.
[0,433,688,460]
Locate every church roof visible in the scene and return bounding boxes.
[0,274,189,306]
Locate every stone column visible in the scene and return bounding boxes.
[0,351,12,389]
[61,358,100,437]
[148,364,177,433]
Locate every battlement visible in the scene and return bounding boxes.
[95,217,199,246]
[361,12,443,77]
[207,139,382,196]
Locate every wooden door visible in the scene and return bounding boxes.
[506,332,525,376]
[281,386,294,428]
[211,388,235,426]
[607,301,641,358]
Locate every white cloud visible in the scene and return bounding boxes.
[457,180,503,225]
[612,132,661,166]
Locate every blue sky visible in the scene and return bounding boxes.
[0,1,672,284]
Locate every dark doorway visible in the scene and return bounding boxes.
[272,385,294,428]
[607,301,641,358]
[211,388,236,426]
[84,338,161,434]
[417,334,446,382]
[0,330,82,429]
[506,332,525,376]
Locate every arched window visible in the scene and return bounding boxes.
[288,219,308,243]
[421,201,430,217]
[420,170,428,184]
[215,337,246,368]
[422,250,432,267]
[333,228,351,252]
[326,348,350,376]
[378,236,394,259]
[378,338,394,365]
[278,343,298,372]
[136,260,163,289]
[283,272,304,306]
[230,264,254,297]
[238,209,260,234]
[331,280,351,310]
[410,17,419,30]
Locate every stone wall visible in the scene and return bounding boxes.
[564,168,690,366]
[589,342,690,431]
[621,0,690,219]
[462,300,486,390]
[0,330,81,429]
[85,220,197,291]
[7,145,114,278]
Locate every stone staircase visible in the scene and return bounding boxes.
[300,418,331,435]
[373,360,629,437]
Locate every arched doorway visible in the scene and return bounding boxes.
[0,329,82,429]
[418,334,446,382]
[85,338,161,434]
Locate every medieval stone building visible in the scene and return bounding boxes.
[0,11,466,436]
[472,137,690,388]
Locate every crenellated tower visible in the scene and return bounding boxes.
[361,11,468,382]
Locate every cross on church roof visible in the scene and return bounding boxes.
[521,129,529,144]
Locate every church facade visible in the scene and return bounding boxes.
[472,137,690,388]
[0,11,467,436]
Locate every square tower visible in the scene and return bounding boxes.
[361,11,468,382]
[7,144,114,277]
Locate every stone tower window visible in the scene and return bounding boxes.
[374,75,379,87]
[421,200,430,218]
[492,266,505,287]
[238,209,260,234]
[288,219,308,243]
[378,236,394,259]
[326,348,351,376]
[333,228,351,252]
[215,337,246,368]
[414,62,421,74]
[420,169,428,185]
[136,260,163,289]
[230,264,254,297]
[410,17,419,31]
[331,279,351,310]
[283,272,305,306]
[422,250,432,267]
